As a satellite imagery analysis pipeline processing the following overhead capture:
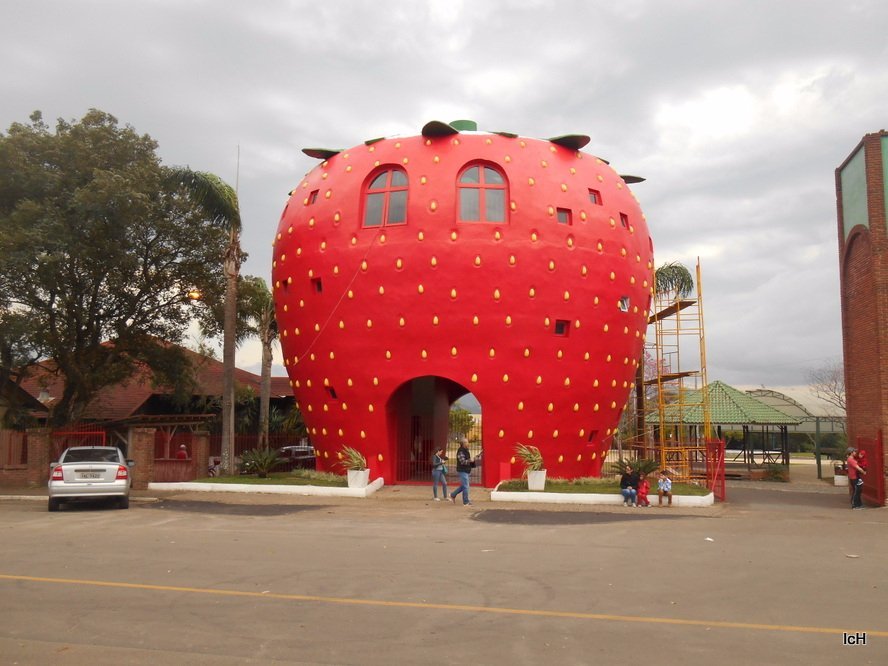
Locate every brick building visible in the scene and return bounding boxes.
[835,131,888,451]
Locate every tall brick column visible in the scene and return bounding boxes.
[192,431,209,479]
[27,428,51,486]
[128,427,156,490]
[836,132,888,449]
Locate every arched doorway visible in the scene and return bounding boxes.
[387,375,479,483]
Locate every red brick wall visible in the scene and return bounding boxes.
[837,133,888,446]
[0,467,30,487]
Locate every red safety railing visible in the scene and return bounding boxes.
[51,426,107,461]
[856,431,885,507]
[706,440,726,502]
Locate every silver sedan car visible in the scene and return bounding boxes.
[48,446,135,511]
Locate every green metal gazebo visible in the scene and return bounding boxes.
[647,380,802,466]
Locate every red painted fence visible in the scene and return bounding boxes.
[856,431,885,507]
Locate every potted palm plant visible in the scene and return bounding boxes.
[514,443,546,490]
[239,447,285,479]
[338,445,369,488]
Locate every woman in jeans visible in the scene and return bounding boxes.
[620,464,639,507]
[431,447,449,501]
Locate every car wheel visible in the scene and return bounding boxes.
[118,495,130,510]
[48,498,61,512]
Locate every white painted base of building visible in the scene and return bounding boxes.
[149,477,385,498]
[490,486,714,507]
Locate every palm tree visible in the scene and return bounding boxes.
[166,168,241,475]
[654,261,695,300]
[239,276,278,449]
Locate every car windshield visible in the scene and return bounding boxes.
[62,448,121,463]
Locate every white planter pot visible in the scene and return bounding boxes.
[347,469,370,488]
[834,474,848,487]
[527,469,547,491]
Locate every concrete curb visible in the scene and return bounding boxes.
[0,495,161,503]
[490,487,715,507]
[148,476,385,498]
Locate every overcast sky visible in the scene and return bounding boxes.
[4,0,884,411]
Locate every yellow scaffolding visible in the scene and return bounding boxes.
[643,259,711,481]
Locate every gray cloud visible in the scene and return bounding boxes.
[4,0,883,395]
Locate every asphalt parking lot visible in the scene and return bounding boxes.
[1,476,886,665]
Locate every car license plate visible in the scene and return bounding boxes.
[79,472,102,480]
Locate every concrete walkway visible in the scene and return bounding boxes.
[3,459,863,513]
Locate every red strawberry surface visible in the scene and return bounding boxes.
[272,122,653,485]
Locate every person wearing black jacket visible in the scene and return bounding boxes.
[620,465,639,507]
[449,438,478,506]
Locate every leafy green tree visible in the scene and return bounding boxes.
[196,275,280,449]
[166,168,242,474]
[448,406,474,439]
[0,109,231,426]
[0,309,39,389]
[280,404,308,438]
[239,276,278,448]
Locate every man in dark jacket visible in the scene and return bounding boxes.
[449,438,477,506]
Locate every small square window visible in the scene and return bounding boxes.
[311,278,323,293]
[619,296,630,312]
[308,190,319,205]
[556,208,572,225]
[588,189,602,205]
[554,319,570,336]
[619,213,630,229]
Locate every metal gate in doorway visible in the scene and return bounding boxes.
[396,416,482,485]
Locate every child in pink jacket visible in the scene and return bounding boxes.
[637,474,651,507]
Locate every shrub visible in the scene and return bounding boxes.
[763,464,789,482]
[610,458,659,477]
[239,448,285,478]
[337,445,367,471]
[514,443,544,475]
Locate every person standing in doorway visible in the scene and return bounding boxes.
[175,444,189,460]
[431,447,449,501]
[847,448,867,509]
[449,438,476,506]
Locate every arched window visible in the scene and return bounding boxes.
[363,167,408,228]
[458,164,507,223]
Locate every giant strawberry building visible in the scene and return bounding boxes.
[272,120,654,486]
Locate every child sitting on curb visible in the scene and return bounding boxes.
[658,469,673,507]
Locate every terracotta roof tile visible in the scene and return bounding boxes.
[18,345,292,421]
